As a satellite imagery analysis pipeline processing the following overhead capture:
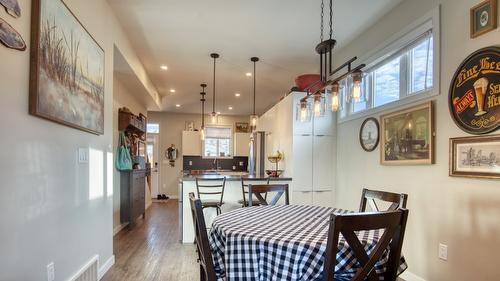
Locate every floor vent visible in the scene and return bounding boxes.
[70,255,99,281]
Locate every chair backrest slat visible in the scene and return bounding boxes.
[359,188,408,212]
[188,193,217,281]
[196,177,226,206]
[240,178,270,206]
[248,184,289,206]
[323,209,409,281]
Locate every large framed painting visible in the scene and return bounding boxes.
[380,101,435,165]
[29,0,105,135]
[449,46,500,135]
[450,134,500,179]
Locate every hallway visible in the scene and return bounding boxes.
[102,201,198,281]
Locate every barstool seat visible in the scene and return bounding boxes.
[237,199,262,207]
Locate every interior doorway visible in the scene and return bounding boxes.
[147,131,160,199]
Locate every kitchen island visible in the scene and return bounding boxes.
[179,173,292,243]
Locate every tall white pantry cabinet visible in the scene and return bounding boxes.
[257,92,336,207]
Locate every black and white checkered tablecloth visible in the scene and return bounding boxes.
[209,204,407,281]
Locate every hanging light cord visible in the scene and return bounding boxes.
[320,0,324,42]
[329,0,333,40]
[253,60,256,115]
[200,84,206,127]
[212,56,216,113]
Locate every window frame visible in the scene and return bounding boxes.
[202,125,234,159]
[338,7,440,123]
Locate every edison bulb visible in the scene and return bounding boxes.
[352,82,361,102]
[331,93,339,112]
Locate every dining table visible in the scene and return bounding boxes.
[209,204,407,281]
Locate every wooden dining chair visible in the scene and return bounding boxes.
[323,209,409,281]
[238,178,270,207]
[247,184,289,206]
[359,188,408,212]
[188,192,217,281]
[195,177,226,215]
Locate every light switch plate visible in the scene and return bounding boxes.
[47,262,55,281]
[78,148,88,163]
[438,243,448,261]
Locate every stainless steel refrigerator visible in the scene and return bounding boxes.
[248,131,266,177]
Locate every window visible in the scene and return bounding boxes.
[203,126,233,158]
[339,17,437,121]
[147,123,160,134]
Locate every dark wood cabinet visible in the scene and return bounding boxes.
[120,169,146,225]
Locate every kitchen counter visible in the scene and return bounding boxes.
[181,173,292,181]
[179,172,292,243]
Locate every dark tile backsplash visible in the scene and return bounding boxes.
[183,156,248,171]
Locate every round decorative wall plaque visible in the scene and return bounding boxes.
[449,46,500,134]
[359,117,380,152]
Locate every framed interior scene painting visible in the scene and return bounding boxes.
[450,134,500,179]
[380,101,435,165]
[29,0,105,135]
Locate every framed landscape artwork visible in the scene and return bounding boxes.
[380,101,435,165]
[29,0,105,134]
[235,122,249,133]
[450,134,500,179]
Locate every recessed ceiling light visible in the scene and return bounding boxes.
[170,89,176,93]
[175,104,181,107]
[235,93,241,97]
[228,106,233,110]
[246,72,252,77]
[160,65,168,70]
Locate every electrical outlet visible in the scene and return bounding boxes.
[47,262,55,281]
[189,161,193,166]
[78,148,88,163]
[239,161,244,166]
[438,243,448,261]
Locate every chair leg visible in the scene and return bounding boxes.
[200,264,206,281]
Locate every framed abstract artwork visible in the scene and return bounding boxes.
[29,0,105,134]
[380,101,435,165]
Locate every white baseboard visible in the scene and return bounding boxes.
[113,223,128,236]
[98,255,115,280]
[400,271,426,281]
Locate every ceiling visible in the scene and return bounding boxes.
[108,0,403,115]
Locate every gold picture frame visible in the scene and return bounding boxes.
[450,134,500,179]
[470,0,498,38]
[380,101,435,165]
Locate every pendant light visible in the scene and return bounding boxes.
[210,53,219,124]
[200,83,207,140]
[297,0,365,119]
[250,57,259,131]
[350,69,363,102]
[330,82,341,112]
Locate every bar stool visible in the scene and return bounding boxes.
[238,178,270,207]
[195,177,226,215]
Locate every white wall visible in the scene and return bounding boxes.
[112,77,150,233]
[147,112,249,197]
[333,0,500,280]
[0,0,156,280]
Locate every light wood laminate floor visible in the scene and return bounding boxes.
[102,201,198,281]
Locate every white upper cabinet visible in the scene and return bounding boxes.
[234,133,250,157]
[182,131,201,156]
[292,92,313,136]
[292,134,313,191]
[312,135,334,191]
[313,104,335,136]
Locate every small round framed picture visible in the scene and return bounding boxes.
[359,117,380,152]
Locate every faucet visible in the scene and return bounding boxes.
[213,158,222,171]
